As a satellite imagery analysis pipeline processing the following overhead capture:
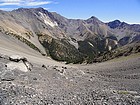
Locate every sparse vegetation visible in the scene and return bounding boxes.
[38,33,84,64]
[92,42,140,63]
[25,31,34,39]
[78,37,107,63]
[2,30,41,53]
[37,32,140,64]
[118,91,130,95]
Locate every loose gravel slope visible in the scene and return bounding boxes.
[0,53,140,104]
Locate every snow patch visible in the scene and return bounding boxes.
[68,40,79,49]
[39,12,58,27]
[88,42,94,47]
[108,46,112,51]
[114,40,118,45]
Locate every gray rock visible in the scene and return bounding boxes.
[62,66,67,69]
[42,64,47,69]
[1,70,15,81]
[0,54,9,59]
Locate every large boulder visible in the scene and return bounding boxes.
[5,61,29,72]
[9,55,27,62]
[5,55,32,72]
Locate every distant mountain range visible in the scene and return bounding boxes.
[0,8,140,63]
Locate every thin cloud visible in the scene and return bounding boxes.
[0,0,22,2]
[26,1,51,6]
[0,2,20,6]
[0,0,52,6]
[0,7,17,11]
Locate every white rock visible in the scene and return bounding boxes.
[5,61,28,72]
[9,55,26,62]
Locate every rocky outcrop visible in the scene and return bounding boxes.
[5,55,32,72]
[9,55,27,62]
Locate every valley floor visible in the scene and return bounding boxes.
[0,53,140,105]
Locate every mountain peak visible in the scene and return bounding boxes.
[32,7,47,12]
[88,16,99,21]
[12,7,48,13]
[107,20,122,29]
[35,7,44,10]
[113,20,121,23]
[86,16,102,24]
[90,16,98,19]
[13,8,28,11]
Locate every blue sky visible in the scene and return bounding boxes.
[0,0,140,24]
